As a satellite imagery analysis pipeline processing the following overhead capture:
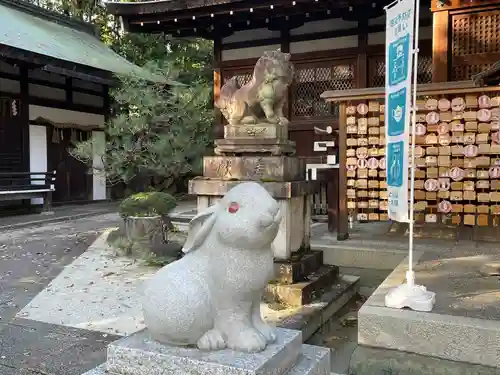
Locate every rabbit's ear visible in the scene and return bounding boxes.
[181,204,218,254]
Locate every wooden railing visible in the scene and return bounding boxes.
[321,80,500,240]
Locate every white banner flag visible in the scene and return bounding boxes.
[385,0,415,223]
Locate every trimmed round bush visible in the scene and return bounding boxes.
[119,192,177,219]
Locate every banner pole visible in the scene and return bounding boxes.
[384,0,435,312]
[407,0,421,288]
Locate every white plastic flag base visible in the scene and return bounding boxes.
[385,282,436,312]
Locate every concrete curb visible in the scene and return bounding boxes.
[0,210,116,232]
[358,251,500,369]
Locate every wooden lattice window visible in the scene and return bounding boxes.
[451,10,500,81]
[291,60,355,118]
[222,70,252,86]
[368,53,433,87]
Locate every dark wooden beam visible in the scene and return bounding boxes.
[356,18,368,88]
[431,0,500,11]
[0,90,106,115]
[65,77,73,104]
[221,19,432,51]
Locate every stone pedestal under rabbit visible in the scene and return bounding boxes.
[82,182,331,375]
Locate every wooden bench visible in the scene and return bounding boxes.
[0,171,56,213]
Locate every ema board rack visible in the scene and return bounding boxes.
[344,92,500,227]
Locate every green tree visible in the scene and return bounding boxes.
[71,62,214,192]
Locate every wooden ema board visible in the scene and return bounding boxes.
[344,93,500,226]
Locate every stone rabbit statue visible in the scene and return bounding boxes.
[142,182,282,353]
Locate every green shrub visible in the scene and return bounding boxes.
[119,192,177,218]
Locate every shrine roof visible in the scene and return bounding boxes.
[105,0,402,37]
[0,0,172,84]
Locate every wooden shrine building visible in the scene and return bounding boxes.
[0,0,162,206]
[107,0,500,237]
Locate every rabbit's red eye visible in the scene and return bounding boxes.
[228,202,239,214]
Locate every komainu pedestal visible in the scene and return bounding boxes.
[84,328,330,375]
[192,49,336,307]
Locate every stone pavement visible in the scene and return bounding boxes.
[0,202,119,232]
[0,213,123,375]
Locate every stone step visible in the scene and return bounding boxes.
[274,251,325,284]
[105,328,303,375]
[265,265,339,307]
[349,345,500,375]
[287,344,331,375]
[268,275,360,341]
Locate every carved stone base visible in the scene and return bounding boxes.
[274,250,324,284]
[203,156,305,182]
[214,138,296,156]
[224,123,288,140]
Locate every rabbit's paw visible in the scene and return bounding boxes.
[197,329,227,351]
[253,321,277,343]
[227,327,267,353]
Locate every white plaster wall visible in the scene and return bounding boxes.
[0,78,20,93]
[92,131,106,201]
[221,44,281,61]
[29,105,105,128]
[29,106,106,201]
[290,35,358,54]
[223,28,279,43]
[29,125,48,205]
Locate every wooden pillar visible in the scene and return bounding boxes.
[432,10,449,82]
[213,35,223,140]
[20,66,30,173]
[280,28,292,120]
[356,19,368,89]
[337,102,348,240]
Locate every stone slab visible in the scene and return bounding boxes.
[214,138,296,156]
[350,345,500,375]
[311,241,408,270]
[224,123,287,140]
[189,179,315,198]
[84,345,331,375]
[274,251,324,284]
[81,364,106,375]
[203,156,305,182]
[266,266,339,307]
[107,328,303,375]
[289,345,331,375]
[358,254,500,368]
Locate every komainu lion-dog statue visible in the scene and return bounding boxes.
[215,50,294,126]
[142,182,282,353]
